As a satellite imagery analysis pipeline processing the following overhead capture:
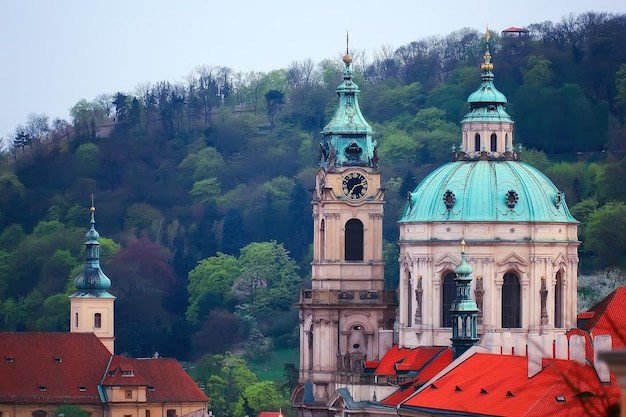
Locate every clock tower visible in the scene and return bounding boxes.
[293,50,397,412]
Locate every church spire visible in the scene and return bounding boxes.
[71,197,113,296]
[458,27,516,160]
[450,240,479,359]
[318,38,376,169]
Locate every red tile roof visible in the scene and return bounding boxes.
[0,332,208,404]
[400,353,620,416]
[257,412,283,417]
[102,356,150,387]
[380,348,453,406]
[128,358,208,402]
[0,332,112,404]
[502,27,528,32]
[374,345,449,375]
[576,287,626,349]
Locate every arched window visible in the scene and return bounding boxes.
[554,272,563,328]
[505,133,510,150]
[94,313,102,328]
[75,312,79,328]
[441,272,456,327]
[502,272,521,328]
[345,219,364,261]
[320,219,325,261]
[490,133,497,152]
[474,133,481,151]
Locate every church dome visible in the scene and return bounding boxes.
[401,160,576,223]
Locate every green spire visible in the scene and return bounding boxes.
[319,38,377,169]
[462,28,512,124]
[450,240,479,359]
[71,199,114,298]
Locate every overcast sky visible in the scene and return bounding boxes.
[1,1,624,140]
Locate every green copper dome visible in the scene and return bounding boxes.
[401,160,576,223]
[71,205,115,299]
[401,35,576,226]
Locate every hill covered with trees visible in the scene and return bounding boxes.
[1,12,626,365]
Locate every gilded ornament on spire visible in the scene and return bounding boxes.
[481,27,494,72]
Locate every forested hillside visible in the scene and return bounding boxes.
[2,11,626,361]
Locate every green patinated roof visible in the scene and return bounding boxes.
[71,206,115,299]
[462,47,512,124]
[401,160,577,223]
[318,54,377,168]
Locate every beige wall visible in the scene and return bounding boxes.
[398,221,578,348]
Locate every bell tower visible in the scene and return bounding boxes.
[293,46,396,410]
[70,199,115,354]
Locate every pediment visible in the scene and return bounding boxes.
[497,252,528,273]
[552,253,568,269]
[434,252,461,272]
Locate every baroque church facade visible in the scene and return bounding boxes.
[397,41,579,348]
[290,35,615,416]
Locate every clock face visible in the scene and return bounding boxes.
[342,172,368,200]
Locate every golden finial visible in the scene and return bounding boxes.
[485,25,490,42]
[90,193,95,212]
[461,239,466,252]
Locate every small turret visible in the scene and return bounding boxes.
[69,197,115,354]
[450,240,479,359]
[72,202,112,296]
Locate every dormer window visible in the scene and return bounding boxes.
[121,370,134,377]
[4,356,14,363]
[79,386,87,392]
[54,357,62,363]
[39,386,46,391]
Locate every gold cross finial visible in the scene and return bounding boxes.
[461,239,466,252]
[90,193,95,212]
[486,25,490,42]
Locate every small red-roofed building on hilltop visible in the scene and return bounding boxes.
[0,205,208,417]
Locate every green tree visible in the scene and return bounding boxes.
[586,202,626,268]
[233,241,300,317]
[189,178,221,204]
[55,405,89,417]
[178,147,226,183]
[521,55,553,86]
[234,381,287,417]
[186,252,240,324]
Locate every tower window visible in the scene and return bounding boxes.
[474,133,481,151]
[125,390,132,399]
[490,133,497,152]
[441,272,456,327]
[502,272,521,328]
[75,312,79,328]
[94,313,102,328]
[345,219,364,261]
[555,272,563,328]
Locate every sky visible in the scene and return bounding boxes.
[1,1,624,140]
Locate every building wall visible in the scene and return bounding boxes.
[398,221,578,347]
